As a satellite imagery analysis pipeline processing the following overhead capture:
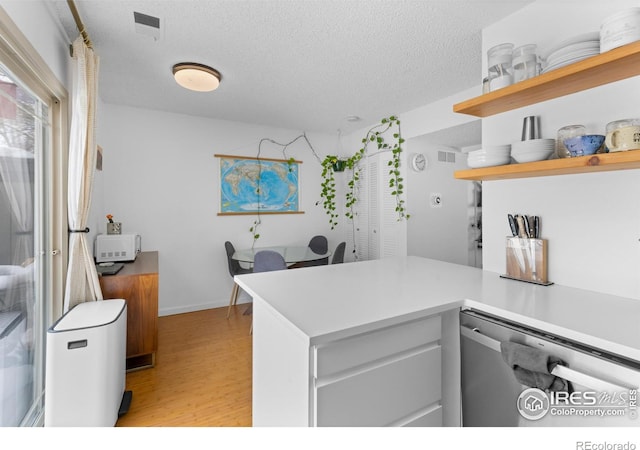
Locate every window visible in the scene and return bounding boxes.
[0,62,50,427]
[0,10,67,427]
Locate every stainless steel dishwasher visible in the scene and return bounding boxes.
[460,308,640,427]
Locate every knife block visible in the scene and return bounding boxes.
[504,237,549,284]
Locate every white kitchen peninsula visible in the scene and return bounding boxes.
[235,256,640,427]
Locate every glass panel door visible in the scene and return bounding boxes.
[0,63,50,426]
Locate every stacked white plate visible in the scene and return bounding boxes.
[541,32,600,74]
[601,8,640,53]
[511,139,555,163]
[467,145,511,168]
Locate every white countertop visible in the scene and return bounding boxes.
[235,256,640,360]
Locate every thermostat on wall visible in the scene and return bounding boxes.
[430,193,442,208]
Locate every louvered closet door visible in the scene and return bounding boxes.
[379,151,406,258]
[352,155,378,261]
[351,153,407,261]
[367,156,380,260]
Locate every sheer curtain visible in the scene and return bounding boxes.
[0,149,33,314]
[63,36,102,312]
[0,80,33,266]
[0,150,32,265]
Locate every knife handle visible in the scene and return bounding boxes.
[528,215,536,238]
[508,214,518,237]
[533,216,540,238]
[516,215,526,238]
[522,215,531,238]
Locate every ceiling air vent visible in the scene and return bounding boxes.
[134,11,161,40]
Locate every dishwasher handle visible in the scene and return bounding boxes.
[460,324,633,393]
[460,324,502,352]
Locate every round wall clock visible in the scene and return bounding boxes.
[411,153,427,172]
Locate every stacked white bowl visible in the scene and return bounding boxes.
[467,144,511,168]
[511,139,555,163]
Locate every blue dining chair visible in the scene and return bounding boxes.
[249,250,287,334]
[225,241,252,319]
[253,250,287,273]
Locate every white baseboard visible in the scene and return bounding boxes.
[158,295,251,317]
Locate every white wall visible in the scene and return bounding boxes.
[399,83,483,268]
[406,138,471,266]
[87,97,106,256]
[481,0,640,299]
[401,86,480,140]
[97,103,340,315]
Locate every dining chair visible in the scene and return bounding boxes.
[249,250,288,333]
[253,250,288,273]
[308,235,328,254]
[300,235,329,267]
[225,241,252,319]
[331,241,346,264]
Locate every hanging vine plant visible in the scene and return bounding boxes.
[320,156,340,229]
[318,115,409,230]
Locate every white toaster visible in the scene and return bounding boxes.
[94,233,141,263]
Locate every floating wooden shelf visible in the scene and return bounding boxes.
[453,41,640,117]
[454,151,640,181]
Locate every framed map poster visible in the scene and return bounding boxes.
[215,154,303,215]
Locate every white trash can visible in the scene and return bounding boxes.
[44,299,128,426]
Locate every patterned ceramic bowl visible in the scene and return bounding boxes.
[563,134,605,157]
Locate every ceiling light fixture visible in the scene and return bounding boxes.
[172,63,221,92]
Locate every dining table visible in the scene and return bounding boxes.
[232,245,332,316]
[231,245,332,265]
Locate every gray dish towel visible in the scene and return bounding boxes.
[500,341,569,392]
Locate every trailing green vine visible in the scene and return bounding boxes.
[249,218,261,247]
[386,117,409,221]
[319,115,409,230]
[344,146,365,220]
[320,157,339,229]
[244,119,408,245]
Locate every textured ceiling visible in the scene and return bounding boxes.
[52,0,532,133]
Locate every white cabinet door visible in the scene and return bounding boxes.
[314,315,441,378]
[313,315,442,427]
[315,346,441,426]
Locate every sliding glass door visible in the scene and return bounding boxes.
[0,63,50,426]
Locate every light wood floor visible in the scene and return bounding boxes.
[116,305,253,427]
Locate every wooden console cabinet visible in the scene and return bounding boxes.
[99,251,158,370]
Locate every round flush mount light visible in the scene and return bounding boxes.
[172,63,221,92]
